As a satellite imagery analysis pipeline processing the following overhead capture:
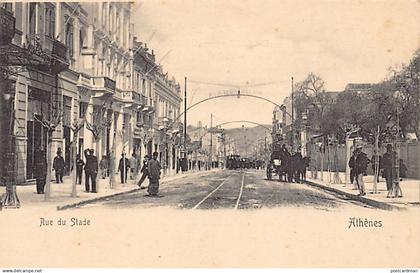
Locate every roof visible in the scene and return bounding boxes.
[344,83,373,92]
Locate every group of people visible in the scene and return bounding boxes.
[269,144,310,183]
[34,147,162,197]
[349,144,404,197]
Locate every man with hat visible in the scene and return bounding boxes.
[137,155,149,188]
[53,147,65,183]
[118,153,130,184]
[84,148,98,193]
[348,149,357,186]
[354,145,369,196]
[382,144,396,192]
[34,146,47,193]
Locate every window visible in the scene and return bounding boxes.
[79,28,87,55]
[142,79,146,95]
[45,6,55,37]
[116,12,120,41]
[136,111,142,123]
[1,3,13,12]
[29,3,37,35]
[79,102,87,118]
[65,20,74,57]
[63,96,72,126]
[109,6,113,33]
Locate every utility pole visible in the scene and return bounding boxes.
[291,76,294,153]
[223,129,226,169]
[184,77,187,161]
[210,113,213,169]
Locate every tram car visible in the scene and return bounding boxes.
[226,155,241,169]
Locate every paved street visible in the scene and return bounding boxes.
[76,169,372,211]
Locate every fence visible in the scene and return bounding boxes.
[308,141,420,179]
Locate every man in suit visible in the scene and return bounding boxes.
[354,145,370,196]
[382,144,396,191]
[137,155,149,188]
[76,154,85,185]
[34,147,47,194]
[118,153,130,184]
[348,150,357,185]
[84,149,98,193]
[53,148,65,183]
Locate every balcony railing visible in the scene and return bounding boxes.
[91,76,116,93]
[121,90,144,105]
[0,7,16,46]
[51,39,69,74]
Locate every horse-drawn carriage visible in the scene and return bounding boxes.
[266,144,310,183]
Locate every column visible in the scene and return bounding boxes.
[83,101,94,152]
[96,2,102,28]
[55,2,61,42]
[73,17,80,70]
[115,110,123,170]
[21,2,27,46]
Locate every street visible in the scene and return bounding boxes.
[76,169,372,211]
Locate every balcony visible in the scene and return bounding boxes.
[91,76,116,98]
[50,40,69,74]
[141,96,155,113]
[0,7,16,46]
[121,90,144,106]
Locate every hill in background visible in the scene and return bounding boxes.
[187,124,271,157]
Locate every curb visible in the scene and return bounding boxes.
[303,179,406,211]
[56,187,142,211]
[56,171,214,211]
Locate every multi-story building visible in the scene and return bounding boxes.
[132,39,182,175]
[0,2,181,184]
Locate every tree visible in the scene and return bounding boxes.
[294,73,334,137]
[85,99,112,155]
[69,118,84,197]
[33,97,62,201]
[388,49,420,139]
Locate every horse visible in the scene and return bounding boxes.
[292,156,311,183]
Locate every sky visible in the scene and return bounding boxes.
[132,0,420,129]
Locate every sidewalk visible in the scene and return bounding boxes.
[2,169,220,210]
[305,171,420,210]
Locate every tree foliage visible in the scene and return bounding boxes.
[292,49,419,144]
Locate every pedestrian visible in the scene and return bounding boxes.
[34,147,47,194]
[129,153,138,180]
[382,144,395,191]
[53,148,65,183]
[147,151,162,196]
[348,150,357,185]
[118,153,130,184]
[76,154,85,185]
[99,155,108,179]
[84,149,98,193]
[137,155,149,188]
[399,159,407,179]
[354,145,369,196]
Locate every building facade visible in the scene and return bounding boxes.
[0,2,181,184]
[132,40,182,176]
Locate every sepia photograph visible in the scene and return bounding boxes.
[0,0,419,271]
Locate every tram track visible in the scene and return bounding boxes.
[192,170,246,210]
